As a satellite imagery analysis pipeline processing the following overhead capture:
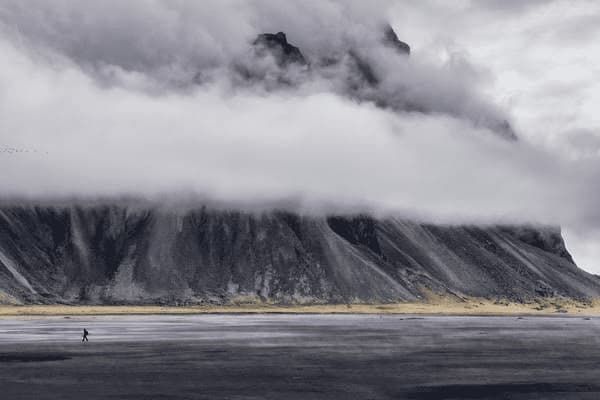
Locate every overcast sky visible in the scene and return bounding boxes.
[0,1,598,272]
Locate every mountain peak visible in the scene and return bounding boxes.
[253,32,307,65]
[383,25,410,55]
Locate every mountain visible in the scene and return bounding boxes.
[0,205,598,305]
[1,29,595,305]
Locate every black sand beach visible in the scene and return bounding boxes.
[1,315,600,399]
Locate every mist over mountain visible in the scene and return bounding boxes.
[1,0,598,232]
[0,1,599,302]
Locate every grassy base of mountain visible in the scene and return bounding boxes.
[1,295,599,317]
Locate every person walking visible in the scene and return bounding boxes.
[82,328,89,342]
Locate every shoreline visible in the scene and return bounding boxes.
[1,298,600,317]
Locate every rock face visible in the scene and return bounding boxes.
[0,205,598,304]
[253,32,307,66]
[383,25,410,55]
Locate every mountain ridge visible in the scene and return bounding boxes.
[0,205,598,305]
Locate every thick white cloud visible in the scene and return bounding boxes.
[0,0,598,271]
[389,0,600,272]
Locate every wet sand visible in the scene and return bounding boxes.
[1,314,600,399]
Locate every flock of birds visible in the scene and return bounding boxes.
[0,146,49,155]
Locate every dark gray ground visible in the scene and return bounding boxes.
[1,314,600,399]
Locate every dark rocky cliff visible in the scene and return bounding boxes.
[0,205,598,305]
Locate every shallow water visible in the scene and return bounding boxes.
[1,314,599,399]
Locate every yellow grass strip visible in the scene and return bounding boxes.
[1,297,600,317]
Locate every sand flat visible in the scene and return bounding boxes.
[1,314,600,399]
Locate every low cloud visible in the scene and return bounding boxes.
[0,0,599,270]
